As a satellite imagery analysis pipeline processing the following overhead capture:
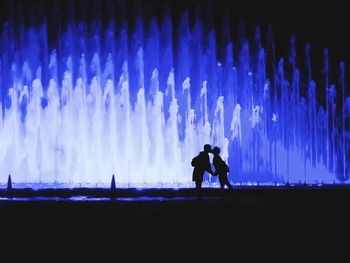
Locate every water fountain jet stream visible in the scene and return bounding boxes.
[0,7,348,188]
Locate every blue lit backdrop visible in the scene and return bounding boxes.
[0,0,349,187]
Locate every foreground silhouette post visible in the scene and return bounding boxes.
[6,174,13,197]
[212,147,233,190]
[191,144,215,197]
[111,174,116,198]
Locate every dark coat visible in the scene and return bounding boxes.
[191,151,213,182]
[213,155,230,175]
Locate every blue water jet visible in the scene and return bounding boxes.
[0,2,349,188]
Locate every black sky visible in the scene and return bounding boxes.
[0,0,349,91]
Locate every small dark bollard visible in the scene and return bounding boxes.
[110,174,117,198]
[6,174,13,197]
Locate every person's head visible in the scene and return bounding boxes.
[203,144,211,153]
[212,146,220,156]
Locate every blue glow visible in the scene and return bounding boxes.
[0,5,349,188]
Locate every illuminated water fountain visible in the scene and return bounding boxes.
[0,6,349,188]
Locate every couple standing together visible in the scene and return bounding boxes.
[191,144,233,191]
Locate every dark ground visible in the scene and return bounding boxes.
[1,186,349,256]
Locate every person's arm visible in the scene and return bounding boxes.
[206,156,215,175]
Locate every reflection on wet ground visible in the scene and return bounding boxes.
[0,196,218,202]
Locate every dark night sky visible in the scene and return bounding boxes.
[0,0,349,91]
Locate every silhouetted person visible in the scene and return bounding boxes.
[212,146,233,190]
[191,144,215,194]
